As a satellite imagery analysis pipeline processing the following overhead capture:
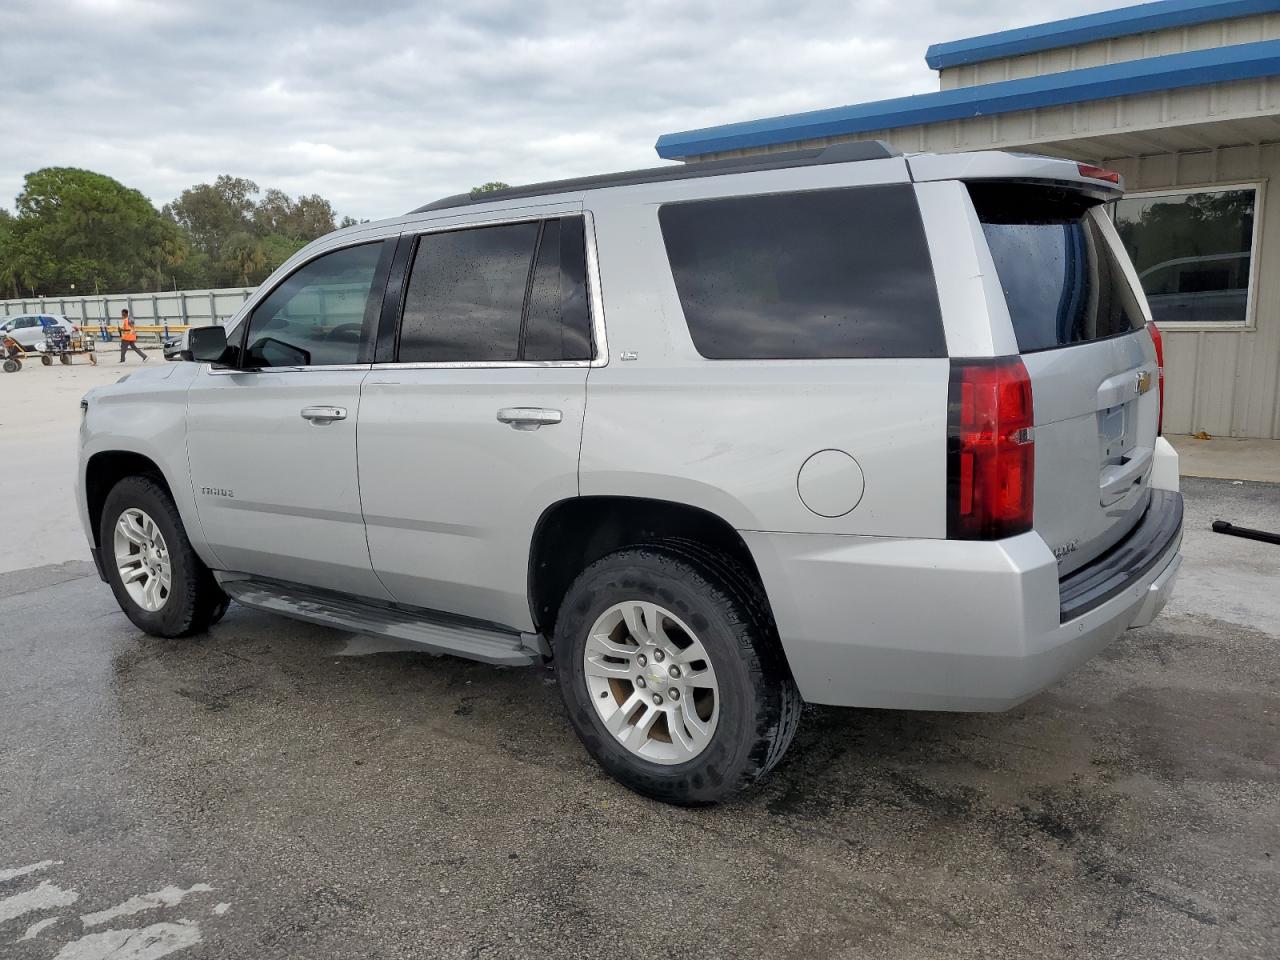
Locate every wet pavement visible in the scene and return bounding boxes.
[1,478,1277,959]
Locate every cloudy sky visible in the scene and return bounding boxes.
[1,0,1126,221]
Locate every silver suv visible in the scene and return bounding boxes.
[77,143,1183,805]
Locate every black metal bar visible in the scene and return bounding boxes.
[1212,520,1280,546]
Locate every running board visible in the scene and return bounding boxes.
[215,574,543,666]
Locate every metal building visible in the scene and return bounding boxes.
[656,0,1280,439]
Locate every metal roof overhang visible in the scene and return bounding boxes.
[1001,113,1280,162]
[655,39,1280,160]
[925,0,1280,70]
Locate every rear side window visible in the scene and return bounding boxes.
[398,216,593,363]
[658,185,945,359]
[971,183,1144,353]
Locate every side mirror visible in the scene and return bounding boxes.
[188,325,229,364]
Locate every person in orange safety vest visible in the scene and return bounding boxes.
[118,308,149,363]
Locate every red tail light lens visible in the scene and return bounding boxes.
[1147,321,1165,436]
[947,358,1035,540]
[1078,164,1121,184]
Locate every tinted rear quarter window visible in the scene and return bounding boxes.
[970,183,1144,353]
[659,185,945,360]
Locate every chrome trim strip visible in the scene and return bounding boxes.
[369,360,592,371]
[205,363,373,376]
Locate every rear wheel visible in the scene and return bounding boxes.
[100,476,228,637]
[59,354,71,365]
[40,354,52,366]
[554,542,802,805]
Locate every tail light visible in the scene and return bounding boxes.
[947,358,1035,540]
[1147,320,1165,436]
[1078,164,1121,185]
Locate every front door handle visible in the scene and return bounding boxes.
[496,407,562,431]
[300,405,347,424]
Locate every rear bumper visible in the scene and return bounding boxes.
[744,491,1183,711]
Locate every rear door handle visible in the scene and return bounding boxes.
[496,407,562,431]
[300,405,347,424]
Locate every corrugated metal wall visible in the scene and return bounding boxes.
[938,12,1280,89]
[1112,144,1280,438]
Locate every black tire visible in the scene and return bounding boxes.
[3,358,19,373]
[59,354,71,365]
[553,542,803,806]
[99,475,228,638]
[40,354,52,366]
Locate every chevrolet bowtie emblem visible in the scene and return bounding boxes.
[1136,370,1153,395]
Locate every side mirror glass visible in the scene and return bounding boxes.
[188,325,229,364]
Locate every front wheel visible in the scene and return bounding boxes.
[554,543,802,805]
[40,354,53,366]
[100,475,229,637]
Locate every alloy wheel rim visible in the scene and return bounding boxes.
[113,508,172,612]
[583,600,720,765]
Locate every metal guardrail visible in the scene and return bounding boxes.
[1,287,255,340]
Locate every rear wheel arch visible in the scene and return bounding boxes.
[527,495,777,642]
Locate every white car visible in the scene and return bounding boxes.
[1,314,78,351]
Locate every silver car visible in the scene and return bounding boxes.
[76,143,1182,804]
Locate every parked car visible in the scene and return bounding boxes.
[76,143,1183,805]
[162,330,188,361]
[0,314,77,351]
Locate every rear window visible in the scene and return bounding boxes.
[659,185,945,360]
[971,183,1144,353]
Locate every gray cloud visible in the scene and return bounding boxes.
[1,0,1123,220]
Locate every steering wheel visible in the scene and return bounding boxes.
[324,323,364,342]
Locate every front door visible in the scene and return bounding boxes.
[186,239,395,599]
[358,214,595,630]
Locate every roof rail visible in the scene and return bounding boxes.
[409,140,900,214]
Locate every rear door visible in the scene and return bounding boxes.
[970,183,1159,574]
[357,212,594,631]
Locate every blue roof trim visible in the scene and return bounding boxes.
[655,38,1280,159]
[925,0,1280,70]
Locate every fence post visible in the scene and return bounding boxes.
[179,291,188,328]
[101,296,111,341]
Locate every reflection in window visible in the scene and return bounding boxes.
[1110,187,1255,325]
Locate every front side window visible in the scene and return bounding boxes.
[397,216,593,363]
[242,241,387,368]
[658,185,946,360]
[1108,186,1256,326]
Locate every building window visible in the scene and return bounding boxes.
[1109,185,1257,326]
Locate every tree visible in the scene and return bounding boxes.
[164,175,259,260]
[0,208,19,298]
[5,167,187,296]
[470,181,510,198]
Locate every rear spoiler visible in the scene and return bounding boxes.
[907,151,1124,197]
